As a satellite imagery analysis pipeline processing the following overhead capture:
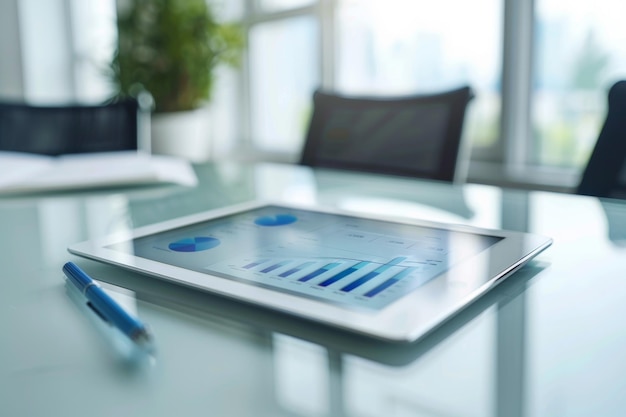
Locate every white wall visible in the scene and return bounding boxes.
[0,0,24,100]
[18,0,75,102]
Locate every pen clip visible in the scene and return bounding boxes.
[86,301,110,323]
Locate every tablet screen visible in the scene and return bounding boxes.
[108,205,502,310]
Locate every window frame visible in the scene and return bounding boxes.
[56,0,590,191]
[238,0,584,191]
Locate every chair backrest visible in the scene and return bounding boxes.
[299,85,474,182]
[576,80,626,198]
[0,98,142,156]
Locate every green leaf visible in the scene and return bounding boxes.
[111,0,244,113]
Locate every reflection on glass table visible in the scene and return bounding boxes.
[3,161,626,417]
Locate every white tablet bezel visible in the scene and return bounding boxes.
[68,200,552,342]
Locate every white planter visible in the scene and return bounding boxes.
[150,106,213,162]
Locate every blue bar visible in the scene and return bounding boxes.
[260,260,291,273]
[243,259,269,269]
[340,257,407,292]
[319,261,369,287]
[279,261,315,278]
[387,256,408,265]
[364,278,399,297]
[364,267,414,297]
[341,270,380,292]
[299,262,341,282]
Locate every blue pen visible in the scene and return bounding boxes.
[62,261,155,353]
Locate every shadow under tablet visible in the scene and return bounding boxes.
[74,257,548,368]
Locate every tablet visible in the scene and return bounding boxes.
[68,201,552,342]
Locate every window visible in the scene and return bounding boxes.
[69,0,117,102]
[532,0,626,169]
[59,0,626,188]
[335,0,502,150]
[257,0,314,12]
[249,16,319,154]
[240,0,626,189]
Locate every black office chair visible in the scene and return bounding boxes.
[0,98,145,156]
[576,80,626,199]
[299,85,474,182]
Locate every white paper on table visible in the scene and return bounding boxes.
[0,151,198,193]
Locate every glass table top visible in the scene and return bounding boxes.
[1,161,626,417]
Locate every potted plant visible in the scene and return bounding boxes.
[110,0,244,161]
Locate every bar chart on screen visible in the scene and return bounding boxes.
[128,206,498,310]
[210,251,445,309]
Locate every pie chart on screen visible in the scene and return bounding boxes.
[168,237,221,252]
[254,214,298,226]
